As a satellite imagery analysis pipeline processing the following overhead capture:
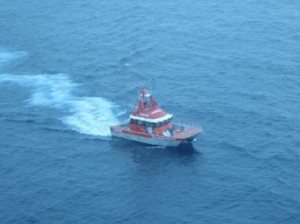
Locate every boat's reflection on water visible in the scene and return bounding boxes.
[171,142,200,155]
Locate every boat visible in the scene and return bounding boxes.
[110,88,202,147]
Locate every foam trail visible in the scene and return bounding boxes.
[0,50,27,66]
[0,74,120,136]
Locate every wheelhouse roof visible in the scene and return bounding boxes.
[130,113,173,123]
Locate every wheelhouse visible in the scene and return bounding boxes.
[130,117,173,128]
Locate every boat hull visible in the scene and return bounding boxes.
[111,130,181,147]
[110,123,201,147]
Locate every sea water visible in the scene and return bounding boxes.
[0,0,300,223]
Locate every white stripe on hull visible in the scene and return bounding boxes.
[111,131,181,147]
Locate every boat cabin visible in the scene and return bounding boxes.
[129,88,173,136]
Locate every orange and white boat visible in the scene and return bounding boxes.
[110,88,202,147]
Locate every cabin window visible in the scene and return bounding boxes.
[155,119,171,127]
[148,122,154,128]
[131,119,138,125]
[137,120,144,126]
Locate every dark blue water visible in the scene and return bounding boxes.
[1,0,300,223]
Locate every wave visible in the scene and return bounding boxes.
[0,73,120,136]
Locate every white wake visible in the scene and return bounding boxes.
[0,49,121,136]
[0,73,120,136]
[0,50,27,65]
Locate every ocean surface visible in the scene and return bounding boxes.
[0,0,300,223]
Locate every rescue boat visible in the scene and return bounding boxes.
[110,88,202,147]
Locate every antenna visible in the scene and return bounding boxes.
[134,75,157,95]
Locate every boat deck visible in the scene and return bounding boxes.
[112,122,202,140]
